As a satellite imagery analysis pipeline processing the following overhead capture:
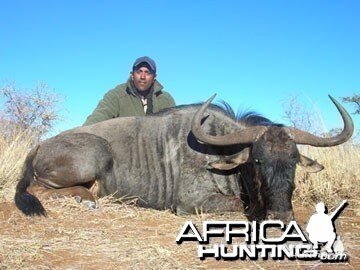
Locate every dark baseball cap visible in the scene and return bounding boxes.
[132,56,157,74]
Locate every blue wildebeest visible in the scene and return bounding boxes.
[14,95,353,221]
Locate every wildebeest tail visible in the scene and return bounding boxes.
[14,146,46,216]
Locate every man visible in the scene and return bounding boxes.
[83,56,175,126]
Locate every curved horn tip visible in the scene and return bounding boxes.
[328,94,336,102]
[293,94,354,146]
[206,94,217,104]
[327,95,344,110]
[328,94,343,106]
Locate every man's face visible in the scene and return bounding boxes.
[132,66,156,92]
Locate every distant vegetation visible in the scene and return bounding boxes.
[0,82,61,143]
[0,82,62,200]
[343,93,360,115]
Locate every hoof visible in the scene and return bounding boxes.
[74,196,98,209]
[82,200,98,209]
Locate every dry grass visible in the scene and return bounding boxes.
[0,197,358,269]
[294,143,360,214]
[0,130,359,269]
[0,129,33,201]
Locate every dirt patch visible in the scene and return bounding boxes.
[0,198,358,270]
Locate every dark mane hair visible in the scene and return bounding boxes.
[153,100,283,127]
[216,100,283,127]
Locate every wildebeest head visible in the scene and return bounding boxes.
[191,95,354,222]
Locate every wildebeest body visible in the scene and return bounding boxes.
[61,106,245,214]
[15,96,353,220]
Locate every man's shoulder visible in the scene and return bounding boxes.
[157,89,171,96]
[157,90,175,103]
[105,83,130,98]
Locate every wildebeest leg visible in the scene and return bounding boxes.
[29,133,114,209]
[27,182,98,208]
[199,194,242,213]
[14,133,115,216]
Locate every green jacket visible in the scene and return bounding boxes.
[83,77,175,126]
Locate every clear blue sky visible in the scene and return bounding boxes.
[1,0,359,135]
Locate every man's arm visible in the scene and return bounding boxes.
[167,94,176,107]
[83,90,119,126]
[161,91,176,108]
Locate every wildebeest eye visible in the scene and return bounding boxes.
[254,159,262,164]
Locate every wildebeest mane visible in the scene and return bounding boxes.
[153,100,284,127]
[155,101,282,127]
[216,100,284,127]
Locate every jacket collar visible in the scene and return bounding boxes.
[125,77,163,97]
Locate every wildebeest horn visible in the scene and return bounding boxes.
[191,94,267,146]
[290,95,354,147]
[192,94,354,147]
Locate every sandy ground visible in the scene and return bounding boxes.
[0,197,358,270]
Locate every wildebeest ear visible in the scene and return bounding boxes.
[206,148,250,170]
[298,154,324,173]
